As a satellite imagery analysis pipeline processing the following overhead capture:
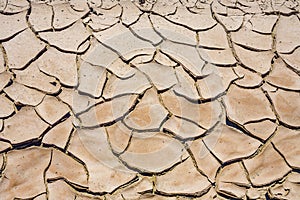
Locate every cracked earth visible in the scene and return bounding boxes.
[0,0,300,199]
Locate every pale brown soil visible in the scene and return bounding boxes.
[0,0,300,199]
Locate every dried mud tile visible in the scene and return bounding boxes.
[29,3,53,32]
[0,0,29,13]
[37,47,78,87]
[186,188,220,200]
[0,140,11,152]
[238,0,263,13]
[93,23,155,61]
[87,0,103,8]
[98,0,118,9]
[266,57,300,91]
[36,95,70,125]
[130,53,154,65]
[88,16,108,32]
[239,0,261,10]
[224,85,275,124]
[188,139,220,182]
[204,124,261,163]
[120,132,188,173]
[160,41,206,78]
[211,0,227,14]
[246,187,268,200]
[173,66,200,101]
[47,149,88,186]
[81,38,119,67]
[77,94,138,127]
[0,71,11,92]
[0,49,5,73]
[137,62,177,91]
[93,3,121,16]
[52,2,89,29]
[151,0,178,16]
[154,51,177,67]
[0,94,14,118]
[42,118,73,149]
[130,13,162,45]
[14,64,61,94]
[69,0,89,11]
[233,44,273,74]
[0,147,51,199]
[280,48,300,72]
[249,14,278,34]
[257,0,274,13]
[217,162,249,199]
[39,21,90,53]
[244,119,277,141]
[120,0,142,26]
[75,128,126,169]
[270,182,300,199]
[49,180,104,200]
[198,24,229,49]
[3,28,45,70]
[276,15,300,53]
[124,88,168,131]
[0,11,27,40]
[58,87,103,114]
[103,71,150,99]
[196,67,238,100]
[106,121,132,154]
[226,7,246,16]
[88,5,121,31]
[155,158,211,195]
[4,82,45,106]
[233,65,263,88]
[200,62,224,75]
[48,180,77,200]
[276,0,299,13]
[166,6,216,31]
[261,82,277,93]
[214,14,243,32]
[1,107,48,144]
[269,172,300,199]
[163,115,206,139]
[107,57,136,78]
[68,129,136,193]
[180,0,198,7]
[108,177,152,199]
[218,0,238,7]
[268,89,300,127]
[161,90,222,129]
[198,48,236,66]
[33,193,47,200]
[272,126,300,169]
[243,144,291,186]
[131,0,154,12]
[150,14,197,45]
[231,26,272,51]
[57,87,80,108]
[78,61,106,98]
[3,0,29,8]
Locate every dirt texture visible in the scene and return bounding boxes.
[0,0,299,199]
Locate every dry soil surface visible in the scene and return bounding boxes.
[0,0,300,199]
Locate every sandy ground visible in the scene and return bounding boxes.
[0,0,300,199]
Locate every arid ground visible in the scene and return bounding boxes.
[0,0,299,199]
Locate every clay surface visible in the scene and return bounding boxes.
[0,0,299,199]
